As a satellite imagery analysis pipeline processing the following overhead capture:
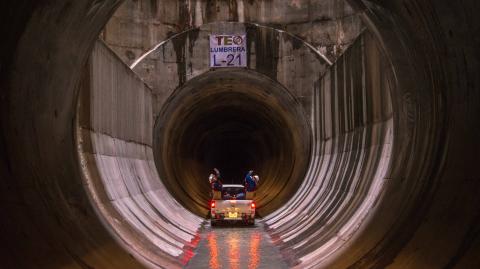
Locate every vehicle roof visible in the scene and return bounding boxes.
[222,184,244,188]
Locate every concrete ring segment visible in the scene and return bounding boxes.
[0,0,479,268]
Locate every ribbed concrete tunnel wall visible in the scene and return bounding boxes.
[0,0,479,269]
[77,40,202,268]
[264,31,393,268]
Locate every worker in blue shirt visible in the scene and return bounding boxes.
[244,170,256,192]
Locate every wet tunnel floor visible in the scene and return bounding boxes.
[184,220,289,269]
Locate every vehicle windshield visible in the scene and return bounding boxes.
[222,186,246,200]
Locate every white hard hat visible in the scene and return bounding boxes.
[209,174,215,183]
[253,175,259,182]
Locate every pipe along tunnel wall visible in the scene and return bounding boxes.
[0,0,479,268]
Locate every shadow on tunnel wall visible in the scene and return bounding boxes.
[0,0,479,268]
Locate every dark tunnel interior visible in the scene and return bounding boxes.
[154,70,311,216]
[0,0,479,268]
[176,103,289,184]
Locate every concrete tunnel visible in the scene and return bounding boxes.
[0,0,479,268]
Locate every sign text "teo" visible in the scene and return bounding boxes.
[209,34,247,68]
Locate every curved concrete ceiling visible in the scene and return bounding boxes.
[0,0,479,268]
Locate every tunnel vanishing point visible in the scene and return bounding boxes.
[0,0,479,268]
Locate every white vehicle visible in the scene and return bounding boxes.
[210,184,255,226]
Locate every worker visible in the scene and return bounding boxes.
[209,168,222,191]
[244,170,256,192]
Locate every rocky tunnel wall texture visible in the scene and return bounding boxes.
[0,0,479,268]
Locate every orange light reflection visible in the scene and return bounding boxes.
[207,233,220,269]
[249,231,261,269]
[228,232,240,269]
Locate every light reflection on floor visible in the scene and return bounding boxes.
[207,233,220,269]
[185,221,288,269]
[248,231,261,269]
[227,231,240,269]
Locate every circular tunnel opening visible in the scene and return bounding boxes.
[3,0,477,268]
[183,104,286,185]
[154,69,311,217]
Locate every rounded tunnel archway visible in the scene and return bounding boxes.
[154,69,311,216]
[0,0,479,269]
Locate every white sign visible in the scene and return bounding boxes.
[209,34,247,68]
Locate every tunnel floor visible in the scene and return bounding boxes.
[185,220,289,269]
